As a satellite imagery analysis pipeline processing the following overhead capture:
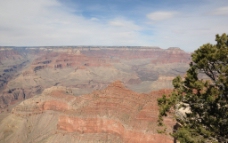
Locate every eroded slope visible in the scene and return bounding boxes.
[0,47,190,110]
[0,81,173,143]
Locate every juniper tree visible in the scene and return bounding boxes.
[157,33,228,143]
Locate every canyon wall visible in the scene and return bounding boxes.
[0,46,191,142]
[0,81,174,143]
[0,46,190,110]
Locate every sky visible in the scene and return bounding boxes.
[0,0,228,52]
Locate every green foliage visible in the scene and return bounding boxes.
[157,34,228,143]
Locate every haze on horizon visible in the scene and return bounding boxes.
[0,0,228,52]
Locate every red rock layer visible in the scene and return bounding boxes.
[82,48,191,63]
[150,48,191,64]
[0,49,23,61]
[58,116,172,143]
[11,81,174,142]
[31,52,111,72]
[42,100,69,111]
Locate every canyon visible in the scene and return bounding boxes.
[0,46,191,143]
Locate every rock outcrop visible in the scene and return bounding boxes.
[0,81,174,143]
[0,46,190,110]
[0,46,189,143]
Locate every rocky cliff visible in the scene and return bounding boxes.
[0,46,190,110]
[0,81,173,143]
[0,46,190,142]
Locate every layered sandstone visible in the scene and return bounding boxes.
[0,81,174,143]
[0,46,190,110]
[0,46,191,143]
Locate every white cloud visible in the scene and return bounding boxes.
[146,11,228,52]
[147,11,177,21]
[0,0,147,46]
[109,20,126,27]
[211,6,228,15]
[90,17,99,21]
[0,0,228,52]
[109,18,141,30]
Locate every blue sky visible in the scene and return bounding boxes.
[0,0,228,52]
